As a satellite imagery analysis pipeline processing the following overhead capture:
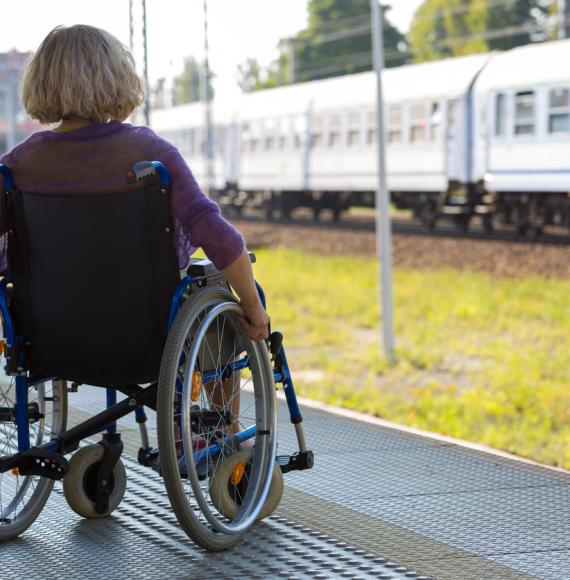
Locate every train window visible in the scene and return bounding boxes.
[410,103,427,143]
[387,105,402,144]
[495,93,507,137]
[215,126,225,154]
[278,135,288,149]
[430,102,442,141]
[347,111,361,147]
[366,110,377,144]
[311,116,324,148]
[265,136,275,151]
[548,88,570,134]
[514,91,535,137]
[328,114,342,148]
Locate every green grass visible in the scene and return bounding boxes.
[251,247,570,469]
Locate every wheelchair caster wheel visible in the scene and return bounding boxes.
[63,444,127,518]
[209,447,284,521]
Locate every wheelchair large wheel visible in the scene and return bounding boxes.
[157,286,277,552]
[0,379,67,540]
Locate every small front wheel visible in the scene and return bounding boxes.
[63,444,127,518]
[209,447,284,521]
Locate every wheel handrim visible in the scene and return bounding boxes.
[175,301,277,535]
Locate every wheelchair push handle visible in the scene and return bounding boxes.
[0,164,15,190]
[125,161,171,187]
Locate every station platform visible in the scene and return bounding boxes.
[3,385,570,579]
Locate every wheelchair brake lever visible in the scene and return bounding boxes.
[269,331,284,366]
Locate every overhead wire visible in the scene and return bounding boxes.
[252,0,562,85]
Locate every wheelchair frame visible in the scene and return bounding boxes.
[0,161,313,542]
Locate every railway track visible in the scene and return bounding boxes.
[230,208,570,246]
[231,210,570,279]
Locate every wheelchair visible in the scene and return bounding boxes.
[0,160,313,551]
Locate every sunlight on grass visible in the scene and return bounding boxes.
[251,247,570,469]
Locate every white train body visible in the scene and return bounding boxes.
[152,40,570,230]
[474,40,570,193]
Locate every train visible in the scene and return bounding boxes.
[151,39,570,236]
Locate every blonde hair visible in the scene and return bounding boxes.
[22,25,143,124]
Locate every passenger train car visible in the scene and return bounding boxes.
[152,39,570,234]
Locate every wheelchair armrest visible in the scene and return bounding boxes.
[186,252,256,278]
[186,258,223,281]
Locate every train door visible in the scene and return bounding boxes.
[445,98,463,182]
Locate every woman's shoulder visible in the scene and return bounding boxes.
[0,130,53,167]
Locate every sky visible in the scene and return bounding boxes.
[1,0,424,98]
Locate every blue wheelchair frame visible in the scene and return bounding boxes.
[0,161,312,480]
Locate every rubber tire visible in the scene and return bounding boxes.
[209,447,284,521]
[0,380,68,541]
[63,444,127,519]
[157,285,276,552]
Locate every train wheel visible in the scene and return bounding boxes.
[332,206,343,222]
[455,214,470,234]
[482,214,494,233]
[518,222,543,240]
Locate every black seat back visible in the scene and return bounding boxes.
[7,185,180,386]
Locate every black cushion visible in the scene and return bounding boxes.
[7,185,180,386]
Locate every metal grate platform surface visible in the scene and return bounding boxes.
[2,384,570,579]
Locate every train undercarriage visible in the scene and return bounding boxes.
[214,184,570,238]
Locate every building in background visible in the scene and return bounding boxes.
[0,50,42,155]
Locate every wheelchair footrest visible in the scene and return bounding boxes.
[19,447,69,480]
[276,450,314,474]
[137,446,159,468]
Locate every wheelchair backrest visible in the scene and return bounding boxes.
[6,183,180,386]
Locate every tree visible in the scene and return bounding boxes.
[236,57,285,92]
[237,0,408,92]
[292,0,409,83]
[173,57,214,105]
[409,0,551,63]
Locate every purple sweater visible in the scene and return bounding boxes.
[0,121,244,272]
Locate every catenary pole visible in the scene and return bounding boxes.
[558,0,567,39]
[129,0,134,52]
[371,0,395,362]
[203,0,215,195]
[142,0,150,126]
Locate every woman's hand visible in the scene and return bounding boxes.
[238,299,270,341]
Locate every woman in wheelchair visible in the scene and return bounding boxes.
[0,25,312,551]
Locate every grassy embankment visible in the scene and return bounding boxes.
[251,247,570,469]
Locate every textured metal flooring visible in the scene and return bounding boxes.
[2,384,570,579]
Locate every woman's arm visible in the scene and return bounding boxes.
[222,248,270,341]
[151,136,269,340]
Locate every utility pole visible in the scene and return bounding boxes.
[558,0,567,39]
[202,0,215,195]
[129,0,134,52]
[371,0,395,363]
[142,0,150,126]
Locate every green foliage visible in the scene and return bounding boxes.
[237,0,408,92]
[237,56,288,93]
[410,0,550,62]
[293,0,409,82]
[250,247,570,469]
[173,57,214,105]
